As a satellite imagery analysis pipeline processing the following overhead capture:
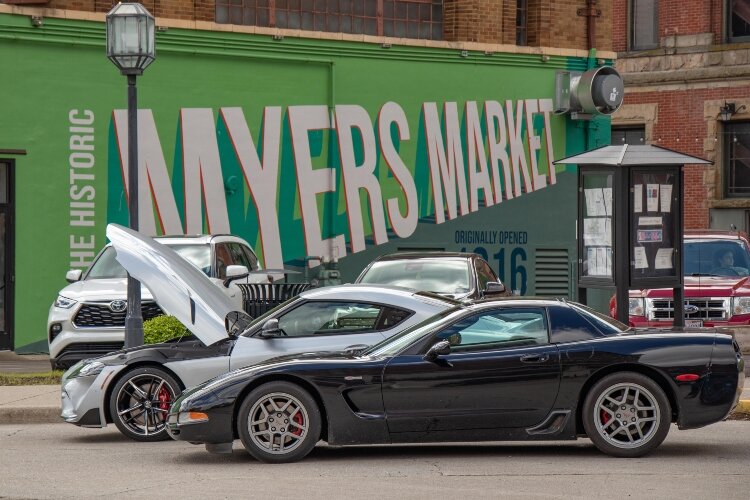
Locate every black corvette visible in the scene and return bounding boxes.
[166,298,745,463]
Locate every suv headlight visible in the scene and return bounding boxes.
[732,297,750,315]
[629,298,645,316]
[54,295,78,309]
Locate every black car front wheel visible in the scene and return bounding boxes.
[109,367,180,442]
[237,381,321,463]
[583,371,671,458]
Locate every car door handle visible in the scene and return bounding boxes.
[520,353,549,363]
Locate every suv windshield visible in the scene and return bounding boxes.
[683,239,750,278]
[358,258,471,294]
[86,244,211,279]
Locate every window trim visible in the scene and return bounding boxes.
[727,0,750,43]
[629,0,659,51]
[723,120,750,198]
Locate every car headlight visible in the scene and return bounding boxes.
[629,298,645,316]
[69,361,105,378]
[732,297,750,315]
[54,295,78,309]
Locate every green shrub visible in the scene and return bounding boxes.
[144,315,189,344]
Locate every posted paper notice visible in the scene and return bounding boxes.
[646,184,659,212]
[633,184,643,213]
[660,184,673,212]
[634,247,648,269]
[655,248,674,269]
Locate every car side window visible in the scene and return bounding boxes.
[228,243,252,270]
[214,243,234,280]
[435,307,548,352]
[548,305,602,343]
[241,245,260,271]
[475,259,497,290]
[277,301,386,337]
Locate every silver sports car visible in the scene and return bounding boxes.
[60,224,456,441]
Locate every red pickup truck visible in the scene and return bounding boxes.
[610,230,750,355]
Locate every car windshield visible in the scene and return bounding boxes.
[361,306,466,357]
[358,258,471,294]
[683,239,750,278]
[86,243,211,279]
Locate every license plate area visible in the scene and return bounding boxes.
[685,319,703,327]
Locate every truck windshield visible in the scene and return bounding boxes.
[683,239,750,278]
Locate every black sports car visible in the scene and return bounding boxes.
[166,298,745,463]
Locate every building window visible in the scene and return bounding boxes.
[728,0,750,42]
[516,0,527,46]
[630,0,658,50]
[216,0,443,40]
[725,122,750,198]
[611,126,646,145]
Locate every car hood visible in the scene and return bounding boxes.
[106,224,234,346]
[57,278,154,302]
[630,275,750,298]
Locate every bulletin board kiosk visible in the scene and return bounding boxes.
[555,145,711,326]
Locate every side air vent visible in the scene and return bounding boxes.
[535,248,570,298]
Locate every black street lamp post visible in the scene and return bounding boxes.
[106,2,156,348]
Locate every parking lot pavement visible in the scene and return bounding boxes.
[0,350,52,373]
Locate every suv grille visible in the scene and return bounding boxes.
[73,302,163,328]
[648,298,729,320]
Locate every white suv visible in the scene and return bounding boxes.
[48,234,263,370]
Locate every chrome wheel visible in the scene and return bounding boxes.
[247,392,309,455]
[114,373,176,438]
[593,382,660,449]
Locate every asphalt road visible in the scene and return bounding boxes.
[1,421,748,500]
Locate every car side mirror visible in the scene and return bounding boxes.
[225,310,254,337]
[66,270,82,283]
[484,281,506,295]
[423,340,451,360]
[223,265,249,288]
[259,318,282,338]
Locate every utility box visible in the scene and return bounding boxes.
[555,145,711,325]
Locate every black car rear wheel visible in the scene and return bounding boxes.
[109,367,180,442]
[582,372,671,458]
[237,382,321,463]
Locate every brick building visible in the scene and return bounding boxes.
[613,0,750,231]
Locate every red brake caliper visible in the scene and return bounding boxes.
[157,387,171,422]
[601,409,611,425]
[291,411,304,436]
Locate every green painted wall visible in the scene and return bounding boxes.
[0,13,611,352]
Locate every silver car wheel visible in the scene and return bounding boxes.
[593,382,660,449]
[247,392,309,455]
[114,373,176,437]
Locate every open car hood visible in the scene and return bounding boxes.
[106,224,235,346]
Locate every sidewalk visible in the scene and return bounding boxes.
[0,352,749,425]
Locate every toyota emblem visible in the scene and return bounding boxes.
[110,300,127,313]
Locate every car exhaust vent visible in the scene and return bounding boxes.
[534,248,570,298]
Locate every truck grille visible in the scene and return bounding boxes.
[73,302,164,328]
[648,298,729,320]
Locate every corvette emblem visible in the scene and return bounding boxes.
[109,300,127,313]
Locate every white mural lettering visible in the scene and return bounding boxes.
[288,105,347,264]
[336,104,388,254]
[221,106,285,269]
[378,102,418,239]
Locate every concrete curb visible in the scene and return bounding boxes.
[735,399,750,416]
[0,408,61,424]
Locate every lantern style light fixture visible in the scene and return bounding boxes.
[106,2,155,75]
[106,2,156,348]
